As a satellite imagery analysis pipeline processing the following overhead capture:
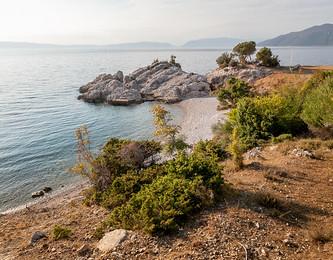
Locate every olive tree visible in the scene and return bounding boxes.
[233,41,256,64]
[256,47,280,67]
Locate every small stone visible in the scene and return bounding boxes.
[43,187,52,193]
[31,190,44,198]
[51,247,56,252]
[31,231,47,244]
[77,244,92,256]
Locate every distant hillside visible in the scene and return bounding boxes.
[0,42,61,48]
[259,24,333,46]
[183,37,242,48]
[105,41,174,49]
[0,41,175,49]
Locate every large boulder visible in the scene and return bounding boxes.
[206,66,272,90]
[78,61,211,105]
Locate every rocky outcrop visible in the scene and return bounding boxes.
[78,61,211,105]
[206,66,272,89]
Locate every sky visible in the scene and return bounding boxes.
[0,0,332,45]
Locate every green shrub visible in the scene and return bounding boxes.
[227,128,244,169]
[216,52,235,68]
[217,77,251,108]
[106,174,204,234]
[52,225,72,240]
[165,152,223,193]
[100,167,163,209]
[301,77,333,127]
[152,104,187,154]
[271,134,293,144]
[256,47,280,67]
[227,95,308,148]
[193,140,227,160]
[233,41,256,64]
[104,151,223,234]
[72,128,162,193]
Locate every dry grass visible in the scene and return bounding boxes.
[253,72,311,95]
[309,225,333,244]
[254,192,282,210]
[277,138,333,156]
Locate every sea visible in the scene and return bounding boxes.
[0,46,333,212]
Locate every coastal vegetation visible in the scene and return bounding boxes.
[2,55,333,259]
[217,77,251,108]
[216,41,280,68]
[256,47,280,67]
[52,225,72,241]
[72,105,223,235]
[71,50,333,251]
[232,41,257,64]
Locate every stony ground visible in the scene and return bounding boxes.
[1,139,332,260]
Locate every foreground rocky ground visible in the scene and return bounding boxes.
[1,139,332,260]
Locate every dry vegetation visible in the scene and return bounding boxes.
[1,66,333,260]
[0,139,332,260]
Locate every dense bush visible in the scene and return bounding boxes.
[98,166,164,209]
[227,95,308,148]
[72,132,161,192]
[165,152,223,192]
[301,77,333,127]
[256,47,280,67]
[106,174,203,234]
[217,77,251,108]
[104,151,223,234]
[233,41,256,64]
[216,52,235,68]
[193,139,227,160]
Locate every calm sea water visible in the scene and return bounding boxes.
[0,47,332,212]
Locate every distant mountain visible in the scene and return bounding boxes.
[182,37,243,48]
[259,24,333,46]
[0,42,61,48]
[105,41,174,49]
[0,41,175,49]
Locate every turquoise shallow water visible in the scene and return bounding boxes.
[0,47,332,212]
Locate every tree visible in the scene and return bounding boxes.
[151,104,188,154]
[216,52,235,68]
[217,77,251,108]
[233,41,256,64]
[256,47,280,67]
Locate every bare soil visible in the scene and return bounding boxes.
[1,139,332,260]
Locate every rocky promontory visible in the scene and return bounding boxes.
[78,60,211,105]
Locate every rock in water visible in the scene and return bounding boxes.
[97,229,127,252]
[31,190,44,198]
[31,231,47,244]
[43,187,52,193]
[78,61,211,105]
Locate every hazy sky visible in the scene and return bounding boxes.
[0,0,332,45]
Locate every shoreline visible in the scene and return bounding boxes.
[1,180,90,215]
[2,97,226,215]
[176,97,229,144]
